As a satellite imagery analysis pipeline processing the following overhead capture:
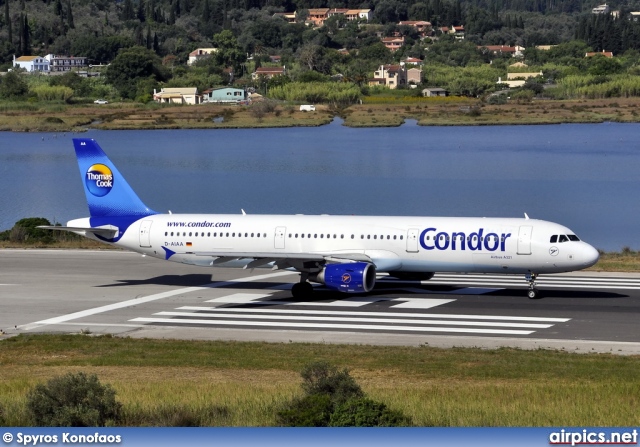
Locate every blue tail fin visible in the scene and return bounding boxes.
[74,138,156,218]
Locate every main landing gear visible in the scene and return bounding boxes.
[525,273,541,299]
[291,274,314,300]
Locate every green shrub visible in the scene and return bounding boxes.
[277,361,412,427]
[276,393,333,427]
[300,361,363,404]
[31,85,74,102]
[26,372,121,427]
[488,94,508,105]
[329,398,413,427]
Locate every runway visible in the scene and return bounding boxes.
[2,249,640,354]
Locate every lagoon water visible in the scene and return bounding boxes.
[1,120,639,251]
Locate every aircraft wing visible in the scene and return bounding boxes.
[190,251,373,269]
[37,225,119,238]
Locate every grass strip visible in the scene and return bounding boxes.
[0,334,638,426]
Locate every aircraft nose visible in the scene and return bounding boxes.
[581,243,600,268]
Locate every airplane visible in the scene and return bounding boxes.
[40,138,600,300]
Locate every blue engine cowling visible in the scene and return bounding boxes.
[312,262,376,293]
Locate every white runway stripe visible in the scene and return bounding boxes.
[151,311,554,328]
[380,274,640,290]
[129,317,536,335]
[20,271,295,331]
[176,306,571,323]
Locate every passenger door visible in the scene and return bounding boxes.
[139,220,152,248]
[406,228,419,253]
[274,226,286,249]
[517,225,532,255]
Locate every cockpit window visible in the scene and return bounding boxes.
[550,235,557,243]
[568,234,580,241]
[558,235,569,243]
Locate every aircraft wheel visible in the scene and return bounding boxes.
[292,282,313,300]
[527,288,540,299]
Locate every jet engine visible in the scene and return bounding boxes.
[310,262,376,293]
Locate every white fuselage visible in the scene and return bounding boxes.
[70,214,600,275]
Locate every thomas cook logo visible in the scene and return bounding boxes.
[85,164,113,197]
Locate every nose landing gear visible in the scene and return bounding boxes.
[525,273,540,299]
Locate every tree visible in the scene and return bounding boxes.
[122,0,135,20]
[21,13,31,56]
[212,30,246,71]
[297,43,323,71]
[54,0,63,16]
[0,70,29,99]
[70,35,135,65]
[6,0,12,44]
[66,0,74,29]
[105,46,169,99]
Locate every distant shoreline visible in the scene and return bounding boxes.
[1,97,639,132]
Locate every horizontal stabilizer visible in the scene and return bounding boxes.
[37,225,119,238]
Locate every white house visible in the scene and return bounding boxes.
[188,48,218,66]
[13,55,49,72]
[44,54,87,72]
[153,88,201,104]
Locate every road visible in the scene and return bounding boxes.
[2,249,639,354]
